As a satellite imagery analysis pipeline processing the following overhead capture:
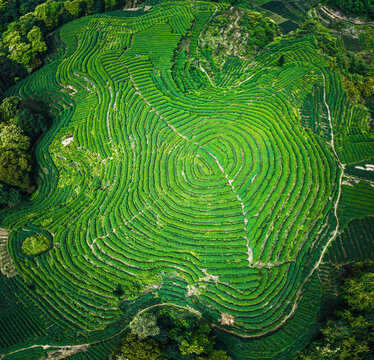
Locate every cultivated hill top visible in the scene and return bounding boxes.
[1,2,374,359]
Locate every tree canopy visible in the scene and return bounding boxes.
[0,96,21,121]
[0,124,30,152]
[113,308,232,360]
[330,0,374,19]
[13,108,47,137]
[129,313,160,340]
[117,333,164,360]
[0,149,31,189]
[0,182,21,206]
[296,265,374,360]
[0,96,48,192]
[343,270,374,312]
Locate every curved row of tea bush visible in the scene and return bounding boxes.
[1,2,372,359]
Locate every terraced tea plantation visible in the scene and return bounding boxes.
[1,1,374,359]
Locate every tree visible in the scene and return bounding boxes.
[130,313,160,340]
[0,150,31,189]
[154,308,232,359]
[198,350,232,360]
[0,0,8,12]
[179,323,212,356]
[0,182,21,206]
[19,0,46,16]
[0,55,26,95]
[0,182,9,204]
[34,1,62,28]
[278,54,285,67]
[27,26,47,54]
[104,0,116,11]
[112,308,232,360]
[113,284,124,297]
[0,124,30,151]
[2,28,32,67]
[117,333,163,360]
[13,108,47,137]
[0,96,21,121]
[6,186,21,205]
[331,0,374,19]
[64,0,84,17]
[361,77,374,99]
[342,270,374,312]
[296,267,374,359]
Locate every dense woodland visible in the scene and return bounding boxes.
[111,309,232,360]
[296,265,374,360]
[0,96,48,204]
[330,0,374,20]
[0,0,373,359]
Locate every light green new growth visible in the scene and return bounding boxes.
[21,234,50,255]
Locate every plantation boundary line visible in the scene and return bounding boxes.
[325,260,374,268]
[199,62,216,87]
[106,86,113,141]
[0,288,322,359]
[232,66,272,88]
[1,344,92,359]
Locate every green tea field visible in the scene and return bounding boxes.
[1,1,374,359]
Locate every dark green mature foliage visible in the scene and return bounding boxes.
[0,122,31,189]
[0,96,48,192]
[154,309,230,360]
[330,0,374,19]
[0,182,21,206]
[198,350,232,360]
[0,96,47,137]
[113,309,231,360]
[296,266,374,360]
[0,0,45,32]
[13,108,47,138]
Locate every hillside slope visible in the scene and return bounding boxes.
[1,2,373,359]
